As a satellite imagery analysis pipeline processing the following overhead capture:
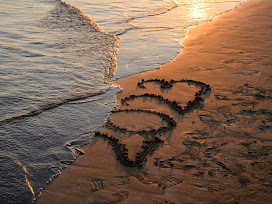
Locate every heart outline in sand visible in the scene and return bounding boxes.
[96,79,211,167]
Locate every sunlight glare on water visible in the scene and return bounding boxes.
[64,0,248,78]
[189,0,208,21]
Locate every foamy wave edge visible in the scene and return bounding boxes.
[0,88,111,124]
[1,1,120,124]
[57,0,119,81]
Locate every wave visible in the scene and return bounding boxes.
[59,0,120,80]
[108,0,179,37]
[41,0,119,81]
[126,1,179,23]
[0,0,122,123]
[113,25,179,36]
[54,0,104,32]
[58,0,119,81]
[0,88,110,124]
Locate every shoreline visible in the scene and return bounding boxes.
[37,0,272,203]
[110,0,249,82]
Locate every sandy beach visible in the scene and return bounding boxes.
[37,0,272,203]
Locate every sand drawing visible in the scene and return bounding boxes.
[92,79,271,201]
[89,79,210,195]
[95,79,211,168]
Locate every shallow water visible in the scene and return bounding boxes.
[65,0,249,78]
[0,0,248,202]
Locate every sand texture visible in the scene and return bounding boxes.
[37,0,272,203]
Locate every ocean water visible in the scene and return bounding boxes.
[0,0,248,202]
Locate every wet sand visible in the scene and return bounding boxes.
[37,0,272,203]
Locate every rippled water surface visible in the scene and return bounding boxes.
[65,0,249,77]
[0,0,248,202]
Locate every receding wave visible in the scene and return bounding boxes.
[0,88,110,124]
[41,0,119,81]
[0,0,121,123]
[52,0,103,32]
[59,0,119,81]
[114,26,177,36]
[109,0,179,36]
[126,1,179,23]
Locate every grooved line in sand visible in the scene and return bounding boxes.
[96,79,211,167]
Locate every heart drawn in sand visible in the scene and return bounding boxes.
[96,79,211,167]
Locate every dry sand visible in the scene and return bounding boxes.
[37,0,272,203]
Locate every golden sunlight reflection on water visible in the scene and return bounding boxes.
[188,0,208,22]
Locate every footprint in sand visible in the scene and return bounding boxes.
[111,191,129,203]
[133,172,184,193]
[89,176,129,192]
[158,175,184,189]
[207,180,225,192]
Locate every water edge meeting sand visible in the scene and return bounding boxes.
[37,0,272,203]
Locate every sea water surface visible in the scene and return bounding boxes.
[0,0,248,202]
